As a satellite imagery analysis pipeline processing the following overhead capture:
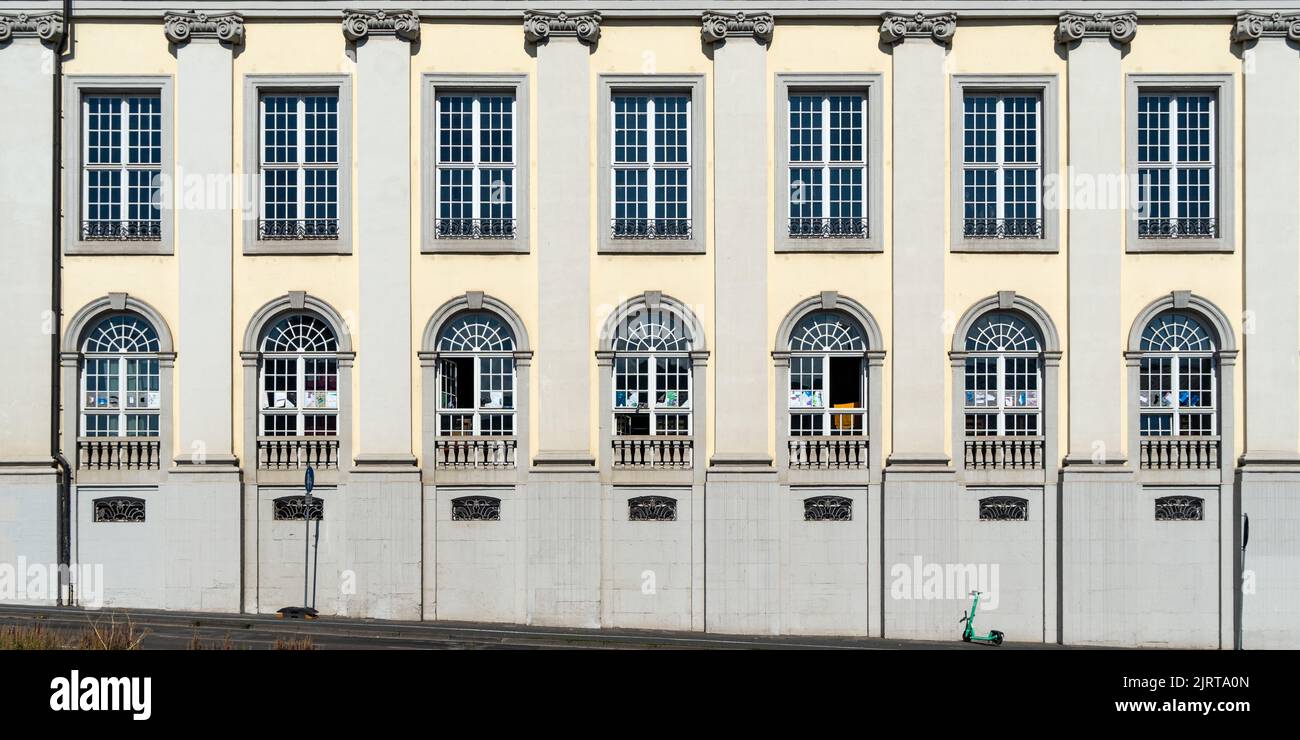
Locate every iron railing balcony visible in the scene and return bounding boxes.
[258,218,340,240]
[1138,217,1218,239]
[962,217,1044,239]
[788,217,869,239]
[81,220,162,241]
[610,218,693,240]
[435,217,517,240]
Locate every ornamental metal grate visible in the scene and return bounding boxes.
[272,496,324,521]
[803,495,853,521]
[93,496,146,523]
[611,218,693,240]
[258,219,340,240]
[627,495,677,521]
[979,496,1028,521]
[81,220,162,241]
[963,218,1044,239]
[788,217,869,239]
[435,218,517,240]
[1154,495,1204,522]
[451,496,501,522]
[1138,218,1218,239]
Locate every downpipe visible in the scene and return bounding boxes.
[52,0,73,606]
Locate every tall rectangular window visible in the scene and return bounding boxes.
[787,92,867,240]
[609,93,691,240]
[82,94,162,240]
[1137,92,1216,239]
[961,93,1042,239]
[435,93,517,240]
[258,92,340,240]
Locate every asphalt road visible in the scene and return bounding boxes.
[0,604,1075,650]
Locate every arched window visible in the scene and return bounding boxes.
[436,312,517,436]
[81,314,162,437]
[611,306,693,436]
[963,312,1043,437]
[787,311,867,436]
[259,313,340,437]
[1138,311,1215,436]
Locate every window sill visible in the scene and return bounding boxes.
[65,239,173,257]
[1126,238,1234,254]
[950,238,1058,254]
[245,239,352,256]
[423,239,529,255]
[775,239,882,254]
[598,239,706,256]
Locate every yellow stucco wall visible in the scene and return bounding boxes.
[58,17,1254,467]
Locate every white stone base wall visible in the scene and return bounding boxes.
[428,484,524,624]
[1240,476,1300,649]
[782,486,872,636]
[604,485,696,631]
[0,473,60,606]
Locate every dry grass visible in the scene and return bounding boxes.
[272,635,316,650]
[0,623,71,650]
[73,614,148,650]
[188,632,238,650]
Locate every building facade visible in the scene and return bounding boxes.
[1,1,1297,648]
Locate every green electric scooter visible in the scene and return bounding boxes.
[959,590,1004,646]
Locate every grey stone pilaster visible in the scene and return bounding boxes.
[349,10,419,465]
[530,10,598,465]
[1058,12,1133,466]
[705,11,773,466]
[169,12,241,469]
[1235,12,1300,464]
[882,12,953,466]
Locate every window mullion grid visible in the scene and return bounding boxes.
[995,354,1006,437]
[473,356,483,436]
[117,356,128,435]
[295,355,305,436]
[822,353,831,434]
[1171,352,1182,437]
[1169,94,1181,226]
[648,353,658,436]
[295,95,307,231]
[995,96,1007,228]
[646,96,658,229]
[117,97,130,229]
[820,94,831,228]
[471,95,482,229]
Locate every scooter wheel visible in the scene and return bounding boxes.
[991,632,1004,646]
[962,633,971,643]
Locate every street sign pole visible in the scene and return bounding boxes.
[304,465,314,610]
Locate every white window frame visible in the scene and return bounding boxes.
[81,355,161,437]
[775,74,882,253]
[785,91,868,241]
[421,74,530,254]
[257,92,341,240]
[1138,351,1217,437]
[597,75,706,255]
[81,94,164,239]
[258,352,340,438]
[787,350,867,437]
[949,75,1060,253]
[1125,74,1235,253]
[1134,92,1217,239]
[608,92,693,240]
[436,353,517,437]
[958,92,1043,239]
[612,351,694,437]
[63,76,175,256]
[963,352,1043,438]
[433,92,518,239]
[242,75,352,255]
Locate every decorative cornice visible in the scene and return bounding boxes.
[879,12,957,46]
[1055,11,1138,45]
[701,11,774,44]
[342,8,420,42]
[523,10,602,44]
[0,12,65,45]
[1231,11,1300,42]
[163,11,244,46]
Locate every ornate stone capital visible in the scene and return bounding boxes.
[163,11,245,46]
[1232,12,1300,42]
[342,8,420,42]
[523,10,602,45]
[879,12,957,46]
[701,11,774,44]
[0,12,65,45]
[1055,12,1138,45]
